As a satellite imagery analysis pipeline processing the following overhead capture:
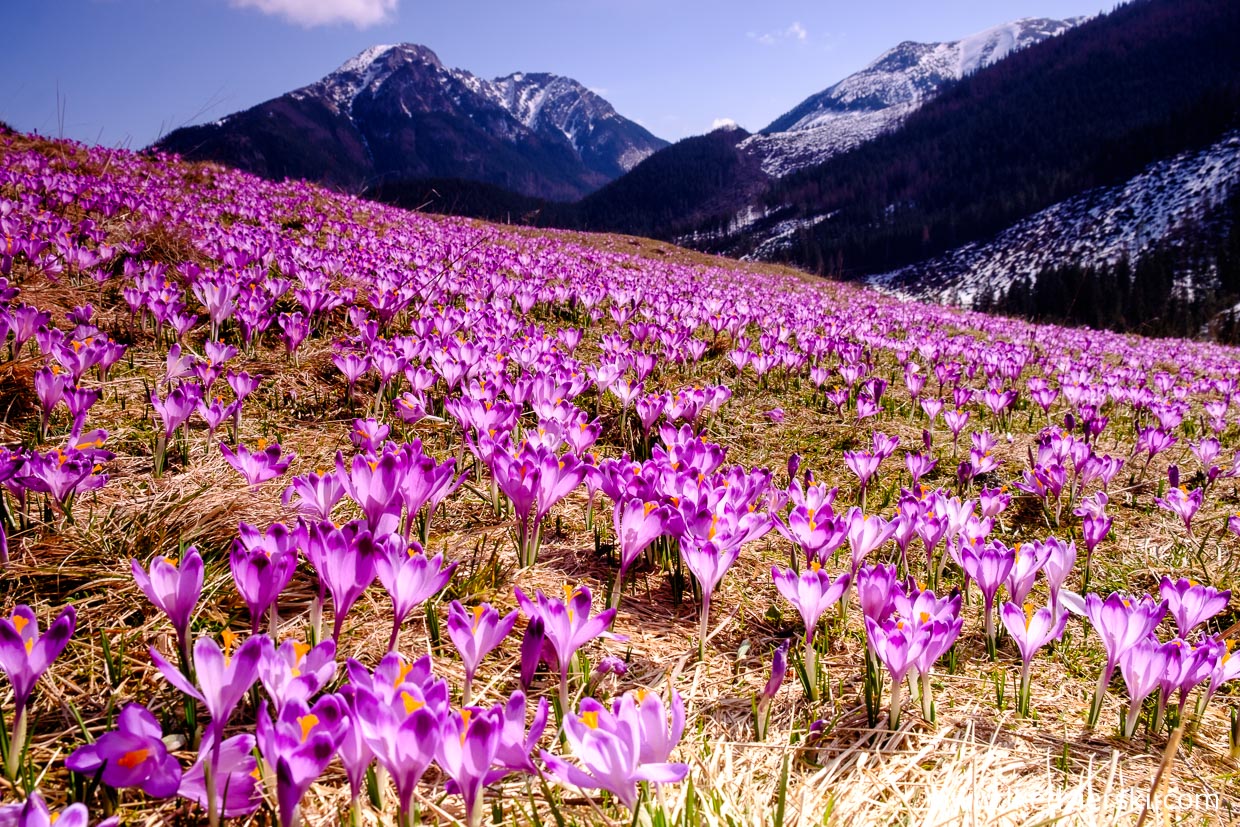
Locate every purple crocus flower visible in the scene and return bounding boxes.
[336,697,375,815]
[491,691,551,778]
[151,383,200,439]
[256,695,346,827]
[1155,485,1205,537]
[845,508,898,574]
[773,495,846,566]
[1003,541,1051,606]
[515,585,615,710]
[220,440,294,487]
[1041,538,1077,614]
[955,539,1015,657]
[1154,638,1215,732]
[314,523,377,643]
[65,703,180,797]
[150,632,263,738]
[351,678,442,823]
[900,587,963,720]
[1083,592,1168,729]
[755,639,789,740]
[231,522,299,633]
[226,369,261,403]
[771,563,849,701]
[863,615,924,728]
[281,467,346,521]
[519,616,545,691]
[34,367,68,439]
[542,695,688,810]
[339,451,404,536]
[177,732,262,820]
[678,535,743,659]
[1118,638,1171,738]
[611,497,673,609]
[196,396,237,441]
[855,563,898,623]
[437,706,503,827]
[131,548,203,663]
[256,637,337,712]
[446,601,517,705]
[631,688,686,766]
[771,564,850,647]
[0,792,118,827]
[349,418,390,452]
[1160,577,1230,637]
[375,540,456,651]
[0,604,75,780]
[1000,602,1067,717]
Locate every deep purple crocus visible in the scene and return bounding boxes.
[231,522,299,633]
[314,523,377,643]
[65,703,181,797]
[256,695,346,827]
[515,585,615,711]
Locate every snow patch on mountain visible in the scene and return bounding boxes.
[867,132,1240,307]
[744,17,1083,177]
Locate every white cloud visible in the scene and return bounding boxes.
[748,21,809,47]
[229,0,398,28]
[711,117,737,130]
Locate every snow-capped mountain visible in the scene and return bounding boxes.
[157,44,666,200]
[742,17,1084,176]
[867,132,1240,307]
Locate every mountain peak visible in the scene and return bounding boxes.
[746,16,1083,176]
[158,41,667,200]
[335,43,442,75]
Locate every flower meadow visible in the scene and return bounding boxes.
[0,131,1238,825]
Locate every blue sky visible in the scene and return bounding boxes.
[3,0,1106,147]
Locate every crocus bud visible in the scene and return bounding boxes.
[762,639,790,703]
[787,453,801,483]
[1168,465,1180,489]
[520,616,545,690]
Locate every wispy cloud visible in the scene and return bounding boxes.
[711,117,737,130]
[747,21,808,47]
[229,0,398,29]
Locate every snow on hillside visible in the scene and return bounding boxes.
[867,132,1240,307]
